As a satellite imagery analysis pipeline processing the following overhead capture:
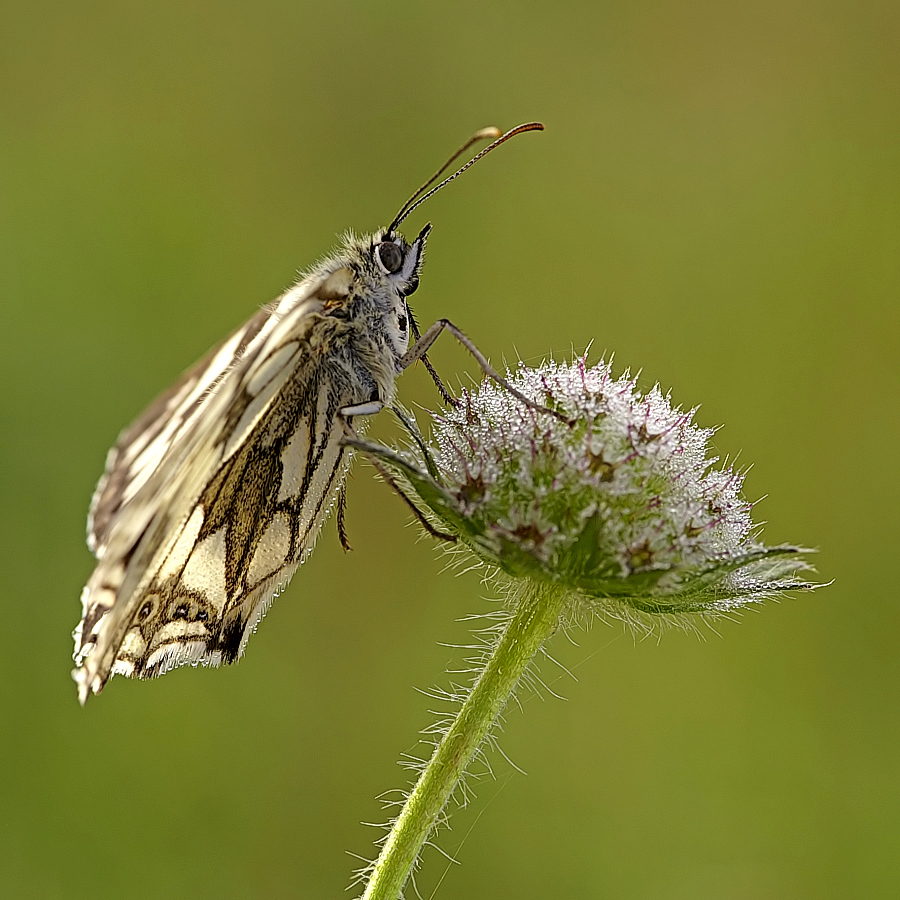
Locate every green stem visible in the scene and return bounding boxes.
[362,584,568,900]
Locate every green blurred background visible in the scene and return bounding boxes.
[2,1,898,897]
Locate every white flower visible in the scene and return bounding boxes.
[379,357,815,620]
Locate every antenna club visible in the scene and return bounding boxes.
[474,127,503,141]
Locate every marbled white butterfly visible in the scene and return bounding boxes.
[73,123,548,704]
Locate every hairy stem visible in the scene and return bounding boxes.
[362,583,568,900]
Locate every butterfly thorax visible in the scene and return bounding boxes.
[319,229,427,401]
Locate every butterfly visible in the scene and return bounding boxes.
[72,122,548,705]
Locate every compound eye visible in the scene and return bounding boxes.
[376,241,403,274]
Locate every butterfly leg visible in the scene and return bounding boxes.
[338,416,457,544]
[389,405,442,481]
[408,316,456,406]
[336,483,352,552]
[401,318,573,425]
[340,399,384,416]
[334,402,383,552]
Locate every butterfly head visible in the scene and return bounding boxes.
[343,124,543,366]
[373,222,431,298]
[345,222,430,364]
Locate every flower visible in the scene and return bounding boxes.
[372,356,815,622]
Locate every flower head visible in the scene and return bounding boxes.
[379,357,814,622]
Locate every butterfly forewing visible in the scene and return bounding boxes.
[87,305,274,557]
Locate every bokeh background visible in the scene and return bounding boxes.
[2,2,898,898]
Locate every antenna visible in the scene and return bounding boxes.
[388,122,544,233]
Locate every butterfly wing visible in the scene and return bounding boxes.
[74,267,364,703]
[87,305,273,559]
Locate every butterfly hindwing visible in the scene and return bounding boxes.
[103,350,354,681]
[74,270,361,701]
